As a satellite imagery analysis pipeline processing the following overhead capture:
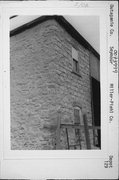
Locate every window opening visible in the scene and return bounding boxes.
[72,47,79,74]
[73,59,78,73]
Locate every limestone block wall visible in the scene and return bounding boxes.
[10,19,94,150]
[51,21,93,149]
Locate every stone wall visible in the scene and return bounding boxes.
[52,21,93,149]
[10,19,94,150]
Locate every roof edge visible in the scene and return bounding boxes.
[10,15,100,59]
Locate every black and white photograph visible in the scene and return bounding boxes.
[0,1,118,179]
[10,15,100,150]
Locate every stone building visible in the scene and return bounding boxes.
[10,16,100,150]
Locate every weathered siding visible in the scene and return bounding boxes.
[10,19,94,150]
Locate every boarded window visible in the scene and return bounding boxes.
[74,107,82,124]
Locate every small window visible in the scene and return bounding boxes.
[74,107,82,124]
[73,58,79,73]
[72,47,79,74]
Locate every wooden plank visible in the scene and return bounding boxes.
[61,124,84,129]
[89,126,100,130]
[65,128,70,149]
[61,124,100,130]
[55,111,61,150]
[75,128,82,149]
[83,114,91,149]
[69,144,81,147]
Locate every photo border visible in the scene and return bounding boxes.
[3,1,108,159]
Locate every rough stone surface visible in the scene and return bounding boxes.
[10,19,96,150]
